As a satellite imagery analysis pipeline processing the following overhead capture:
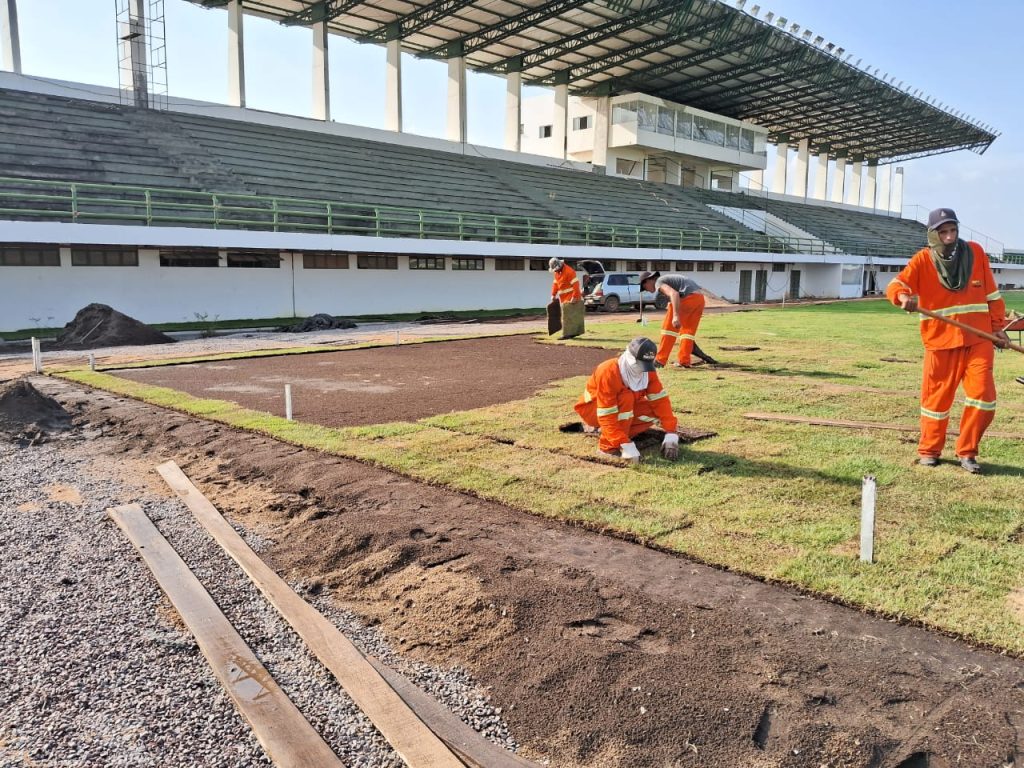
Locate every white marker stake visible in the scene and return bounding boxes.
[285,384,293,421]
[31,337,41,373]
[88,354,96,371]
[860,475,876,563]
[395,330,401,346]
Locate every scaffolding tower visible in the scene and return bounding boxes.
[116,0,167,109]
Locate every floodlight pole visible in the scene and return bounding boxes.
[1,0,21,74]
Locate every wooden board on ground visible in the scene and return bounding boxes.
[157,461,536,768]
[107,503,345,768]
[743,412,1024,440]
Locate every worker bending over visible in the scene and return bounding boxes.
[575,337,680,463]
[639,271,706,368]
[886,207,1009,474]
[549,258,585,340]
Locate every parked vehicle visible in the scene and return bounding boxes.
[584,271,668,312]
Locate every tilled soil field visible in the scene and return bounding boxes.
[4,359,1024,766]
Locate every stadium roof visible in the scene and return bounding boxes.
[187,0,998,163]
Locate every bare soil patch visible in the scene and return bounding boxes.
[35,333,1024,768]
[0,378,71,442]
[112,335,616,427]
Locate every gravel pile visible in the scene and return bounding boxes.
[0,430,517,766]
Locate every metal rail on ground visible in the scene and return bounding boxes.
[0,176,918,258]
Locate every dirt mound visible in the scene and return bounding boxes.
[0,379,71,443]
[55,304,174,350]
[280,314,357,333]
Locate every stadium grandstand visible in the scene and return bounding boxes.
[0,0,1021,330]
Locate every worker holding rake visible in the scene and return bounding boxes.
[575,337,680,463]
[887,207,1010,474]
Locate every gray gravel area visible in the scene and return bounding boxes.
[0,429,516,767]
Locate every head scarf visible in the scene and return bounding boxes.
[618,350,649,392]
[927,229,973,292]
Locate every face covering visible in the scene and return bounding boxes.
[927,229,973,291]
[618,351,649,392]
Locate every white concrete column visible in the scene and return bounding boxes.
[813,151,829,200]
[2,0,22,74]
[890,167,904,214]
[504,60,521,152]
[864,160,878,210]
[792,138,810,198]
[311,21,330,121]
[227,0,246,108]
[592,94,610,168]
[770,141,788,194]
[846,160,863,206]
[385,39,402,132]
[878,165,892,214]
[830,157,846,203]
[446,49,467,144]
[747,169,764,192]
[553,74,569,160]
[118,0,149,108]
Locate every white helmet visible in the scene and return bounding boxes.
[548,257,563,272]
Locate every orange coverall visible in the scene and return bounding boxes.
[551,265,582,304]
[885,241,1006,459]
[575,357,679,454]
[656,292,706,367]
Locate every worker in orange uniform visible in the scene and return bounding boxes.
[886,207,1010,474]
[574,337,681,462]
[549,258,585,339]
[638,271,706,368]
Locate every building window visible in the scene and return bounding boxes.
[651,260,670,271]
[0,245,60,267]
[616,158,641,177]
[494,257,524,271]
[772,263,786,272]
[160,249,219,268]
[719,262,737,272]
[71,247,138,267]
[357,253,398,269]
[626,260,647,271]
[539,125,553,138]
[572,116,590,131]
[409,256,445,270]
[452,257,485,271]
[529,258,548,271]
[303,252,349,269]
[696,262,714,272]
[226,251,280,268]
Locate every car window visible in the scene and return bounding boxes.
[627,274,641,286]
[608,274,626,286]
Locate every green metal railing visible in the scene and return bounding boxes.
[0,176,913,257]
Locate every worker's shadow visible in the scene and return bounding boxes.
[942,461,1024,478]
[706,363,858,380]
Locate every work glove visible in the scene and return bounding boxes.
[660,432,679,460]
[619,441,641,464]
[898,293,919,313]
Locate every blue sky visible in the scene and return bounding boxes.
[6,0,1023,248]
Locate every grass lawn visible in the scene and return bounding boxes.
[59,296,1024,653]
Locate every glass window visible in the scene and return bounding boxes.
[697,262,714,272]
[494,258,523,271]
[626,260,647,271]
[675,112,692,139]
[572,116,590,131]
[539,125,552,138]
[740,128,755,153]
[303,252,349,269]
[409,256,445,270]
[637,103,657,132]
[608,274,627,286]
[772,263,786,272]
[657,107,675,136]
[71,247,138,267]
[0,245,60,266]
[694,116,726,146]
[726,124,740,149]
[651,260,670,271]
[616,158,642,177]
[452,257,484,271]
[612,102,637,125]
[720,262,737,272]
[226,251,279,268]
[160,249,219,267]
[529,258,548,271]
[357,253,398,269]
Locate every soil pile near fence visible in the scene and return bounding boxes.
[55,304,175,349]
[0,378,71,442]
[280,314,357,333]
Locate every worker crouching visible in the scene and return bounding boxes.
[574,337,680,463]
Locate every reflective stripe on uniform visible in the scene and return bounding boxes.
[918,303,989,321]
[987,290,1002,301]
[558,287,575,295]
[637,415,661,425]
[647,391,668,401]
[679,334,696,341]
[964,397,996,411]
[597,405,618,416]
[661,330,680,339]
[617,411,634,421]
[920,407,950,420]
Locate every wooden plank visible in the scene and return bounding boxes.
[156,461,473,768]
[107,503,345,768]
[743,412,1024,440]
